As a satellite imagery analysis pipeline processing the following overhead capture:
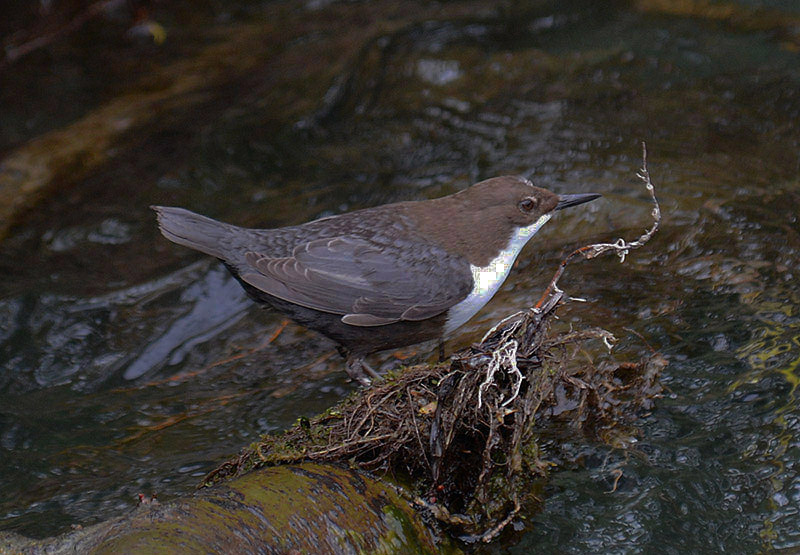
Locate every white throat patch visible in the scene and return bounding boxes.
[443,213,552,335]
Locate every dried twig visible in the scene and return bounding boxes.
[476,496,521,543]
[535,142,661,309]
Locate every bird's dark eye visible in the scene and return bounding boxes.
[518,198,537,213]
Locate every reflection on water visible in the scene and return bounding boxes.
[1,260,246,393]
[123,265,251,380]
[1,0,800,550]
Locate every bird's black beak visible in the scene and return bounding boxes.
[555,193,602,211]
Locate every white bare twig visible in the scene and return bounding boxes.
[480,310,526,344]
[477,326,525,410]
[478,337,516,409]
[601,330,617,351]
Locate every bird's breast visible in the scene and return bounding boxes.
[443,213,552,335]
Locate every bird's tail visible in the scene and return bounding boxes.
[152,206,237,259]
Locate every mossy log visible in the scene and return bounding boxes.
[1,463,448,554]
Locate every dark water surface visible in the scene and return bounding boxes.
[1,0,799,551]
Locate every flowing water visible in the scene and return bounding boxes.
[1,0,799,551]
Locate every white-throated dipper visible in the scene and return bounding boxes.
[153,176,599,384]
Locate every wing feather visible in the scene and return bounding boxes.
[238,236,471,326]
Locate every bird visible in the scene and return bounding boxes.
[152,176,599,384]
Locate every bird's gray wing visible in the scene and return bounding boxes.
[238,236,473,326]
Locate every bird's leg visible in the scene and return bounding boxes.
[438,339,446,362]
[344,355,378,386]
[361,359,380,380]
